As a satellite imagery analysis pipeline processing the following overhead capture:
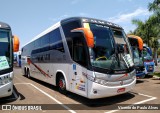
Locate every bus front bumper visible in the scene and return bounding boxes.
[136,72,145,79]
[87,77,136,99]
[0,81,13,98]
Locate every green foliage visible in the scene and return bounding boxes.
[129,0,160,65]
[148,0,160,16]
[157,48,160,55]
[129,0,160,47]
[154,72,160,78]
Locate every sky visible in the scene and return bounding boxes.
[0,0,154,49]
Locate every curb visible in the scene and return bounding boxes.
[153,75,160,80]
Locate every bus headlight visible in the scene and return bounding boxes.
[0,74,12,86]
[83,72,95,82]
[130,70,136,77]
[87,74,95,81]
[9,72,14,80]
[95,78,108,85]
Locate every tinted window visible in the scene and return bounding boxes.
[50,28,64,52]
[41,34,50,47]
[73,35,87,66]
[31,28,64,55]
[62,21,81,57]
[35,39,41,48]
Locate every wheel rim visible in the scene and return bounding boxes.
[59,79,65,90]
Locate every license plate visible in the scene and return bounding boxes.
[117,88,125,93]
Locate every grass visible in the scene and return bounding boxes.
[153,72,160,78]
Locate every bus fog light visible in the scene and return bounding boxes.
[8,88,11,92]
[93,89,97,94]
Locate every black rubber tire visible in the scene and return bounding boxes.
[27,69,31,78]
[24,68,27,76]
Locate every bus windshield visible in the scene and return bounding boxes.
[0,29,12,71]
[132,47,143,66]
[88,23,132,70]
[143,49,153,61]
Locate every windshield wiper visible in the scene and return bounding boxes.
[114,45,121,67]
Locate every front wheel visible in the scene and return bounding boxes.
[24,68,27,76]
[58,76,67,94]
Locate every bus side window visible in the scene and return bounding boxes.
[50,28,64,52]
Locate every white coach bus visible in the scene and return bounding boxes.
[21,17,136,99]
[0,22,19,98]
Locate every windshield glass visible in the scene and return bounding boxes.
[132,47,143,66]
[143,49,153,61]
[87,23,133,70]
[0,29,12,71]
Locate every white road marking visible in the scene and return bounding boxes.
[138,93,155,98]
[14,83,76,113]
[14,83,29,85]
[133,97,157,104]
[105,93,157,113]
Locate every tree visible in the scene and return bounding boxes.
[148,0,160,16]
[129,0,160,65]
[131,18,153,47]
[148,0,160,65]
[149,37,159,65]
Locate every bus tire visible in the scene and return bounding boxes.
[57,75,67,94]
[24,68,27,76]
[27,69,31,78]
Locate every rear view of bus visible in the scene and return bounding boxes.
[128,35,145,78]
[0,22,19,98]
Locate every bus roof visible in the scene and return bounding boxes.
[61,17,123,29]
[0,21,11,29]
[22,17,123,48]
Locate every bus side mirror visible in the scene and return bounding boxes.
[71,28,94,48]
[127,35,143,51]
[13,35,20,52]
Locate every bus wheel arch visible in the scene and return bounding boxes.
[56,72,67,94]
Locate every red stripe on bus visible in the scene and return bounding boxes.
[114,73,128,81]
[28,58,51,78]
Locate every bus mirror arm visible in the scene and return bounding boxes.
[13,35,20,52]
[71,28,94,48]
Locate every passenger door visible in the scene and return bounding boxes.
[69,36,88,97]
